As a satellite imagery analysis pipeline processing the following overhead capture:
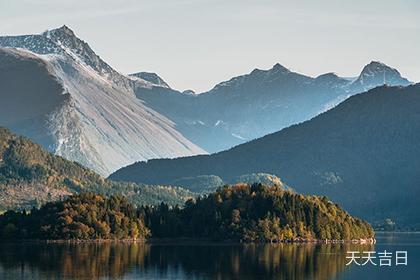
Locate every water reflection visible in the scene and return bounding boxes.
[0,241,373,280]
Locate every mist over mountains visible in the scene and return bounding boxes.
[111,84,420,228]
[132,58,411,153]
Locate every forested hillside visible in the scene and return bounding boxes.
[0,127,193,210]
[0,193,150,240]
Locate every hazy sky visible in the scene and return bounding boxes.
[1,0,419,92]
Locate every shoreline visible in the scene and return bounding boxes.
[0,237,376,245]
[375,230,420,234]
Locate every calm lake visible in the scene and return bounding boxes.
[0,233,418,279]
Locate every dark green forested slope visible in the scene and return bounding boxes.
[0,185,374,241]
[110,84,420,229]
[0,127,193,210]
[143,184,374,242]
[0,193,150,240]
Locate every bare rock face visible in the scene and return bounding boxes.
[0,27,205,176]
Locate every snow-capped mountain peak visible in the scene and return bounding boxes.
[360,61,397,77]
[45,25,75,37]
[352,61,411,91]
[129,72,170,88]
[0,27,206,176]
[47,26,132,89]
[0,25,131,90]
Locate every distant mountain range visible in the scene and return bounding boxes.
[0,26,205,176]
[132,60,411,153]
[110,84,420,229]
[0,25,413,176]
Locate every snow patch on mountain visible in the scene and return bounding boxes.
[0,27,206,176]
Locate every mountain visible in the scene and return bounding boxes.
[110,84,420,228]
[0,127,194,211]
[0,26,411,162]
[0,26,205,176]
[0,25,131,90]
[350,61,410,93]
[133,61,411,153]
[0,25,412,175]
[130,72,170,88]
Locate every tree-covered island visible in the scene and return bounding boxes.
[0,184,374,242]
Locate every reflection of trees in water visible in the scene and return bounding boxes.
[59,243,150,278]
[242,243,371,280]
[145,243,373,280]
[0,243,150,279]
[0,242,373,279]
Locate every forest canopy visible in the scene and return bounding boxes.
[0,193,150,240]
[143,184,374,242]
[0,184,374,242]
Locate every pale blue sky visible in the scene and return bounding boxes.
[1,0,419,92]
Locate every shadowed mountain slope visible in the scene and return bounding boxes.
[133,61,411,152]
[111,84,420,228]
